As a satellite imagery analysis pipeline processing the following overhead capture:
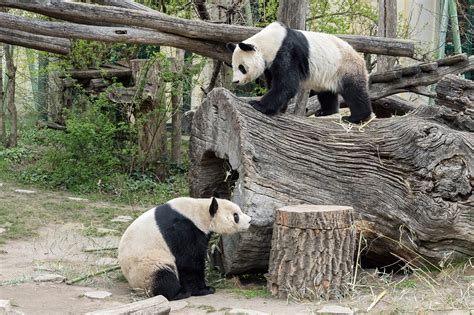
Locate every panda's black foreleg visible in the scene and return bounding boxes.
[249,77,299,115]
[340,76,373,123]
[315,91,339,116]
[179,267,215,297]
[151,268,190,301]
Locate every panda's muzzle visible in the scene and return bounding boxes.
[233,80,239,84]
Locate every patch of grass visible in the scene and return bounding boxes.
[227,286,271,299]
[198,304,217,313]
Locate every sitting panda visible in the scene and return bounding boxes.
[118,197,251,301]
[226,22,373,124]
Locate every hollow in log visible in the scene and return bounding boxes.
[268,205,355,299]
[190,85,473,274]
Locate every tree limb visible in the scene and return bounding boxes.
[0,27,70,55]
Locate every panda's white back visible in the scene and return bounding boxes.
[118,207,175,290]
[301,31,367,93]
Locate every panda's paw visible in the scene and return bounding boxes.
[249,100,277,115]
[315,109,338,117]
[195,286,215,296]
[342,112,374,124]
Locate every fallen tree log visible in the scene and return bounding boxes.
[0,12,228,62]
[190,82,473,274]
[0,27,70,55]
[370,54,474,99]
[0,0,415,57]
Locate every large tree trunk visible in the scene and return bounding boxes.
[190,75,473,274]
[377,0,397,72]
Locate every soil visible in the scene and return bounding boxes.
[0,182,472,314]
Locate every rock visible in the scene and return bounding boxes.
[96,257,118,266]
[67,197,89,201]
[0,227,6,234]
[228,309,269,315]
[0,300,11,312]
[0,183,3,187]
[33,266,55,272]
[33,274,66,283]
[316,305,353,314]
[169,300,188,312]
[84,291,112,300]
[97,228,118,234]
[111,215,133,223]
[14,189,36,194]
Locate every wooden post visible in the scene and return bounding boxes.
[171,49,185,165]
[277,0,309,116]
[4,43,16,147]
[0,43,4,145]
[268,205,355,299]
[377,0,397,72]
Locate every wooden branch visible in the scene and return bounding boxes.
[0,12,229,62]
[90,0,156,13]
[0,27,70,55]
[66,68,132,80]
[370,54,474,99]
[0,0,415,57]
[85,295,170,315]
[190,88,474,274]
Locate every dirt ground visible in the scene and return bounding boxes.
[0,182,473,314]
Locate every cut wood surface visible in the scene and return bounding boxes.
[190,82,473,274]
[268,205,355,299]
[0,0,415,57]
[85,295,170,315]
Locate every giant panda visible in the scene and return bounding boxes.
[118,197,251,301]
[226,22,373,124]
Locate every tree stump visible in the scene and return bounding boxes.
[268,205,355,299]
[190,75,473,274]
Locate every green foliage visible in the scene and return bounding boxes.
[308,0,377,35]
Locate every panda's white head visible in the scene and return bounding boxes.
[226,42,266,85]
[209,197,252,234]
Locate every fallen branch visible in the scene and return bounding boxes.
[66,265,121,285]
[0,27,70,55]
[0,0,415,57]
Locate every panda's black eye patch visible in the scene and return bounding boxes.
[233,213,239,223]
[238,65,247,74]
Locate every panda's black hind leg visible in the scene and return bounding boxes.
[315,91,339,116]
[340,76,373,123]
[151,268,190,301]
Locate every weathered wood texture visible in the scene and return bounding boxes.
[4,44,16,147]
[190,84,473,274]
[0,27,70,55]
[377,0,397,72]
[268,205,355,299]
[0,1,415,58]
[85,295,170,315]
[369,54,474,99]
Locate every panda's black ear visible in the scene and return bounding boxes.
[238,42,255,52]
[226,42,236,52]
[209,197,218,217]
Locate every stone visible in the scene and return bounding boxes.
[96,228,118,234]
[14,189,36,194]
[96,257,118,266]
[0,300,11,312]
[111,215,133,223]
[169,300,188,312]
[33,274,66,283]
[316,305,353,314]
[228,309,269,315]
[0,183,4,187]
[0,227,6,234]
[84,291,112,300]
[67,197,89,201]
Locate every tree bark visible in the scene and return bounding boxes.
[0,1,415,58]
[4,44,16,147]
[268,205,355,299]
[277,0,309,116]
[190,82,473,274]
[171,50,185,165]
[0,27,70,55]
[377,0,397,72]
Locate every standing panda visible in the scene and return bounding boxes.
[226,22,373,124]
[118,197,251,301]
